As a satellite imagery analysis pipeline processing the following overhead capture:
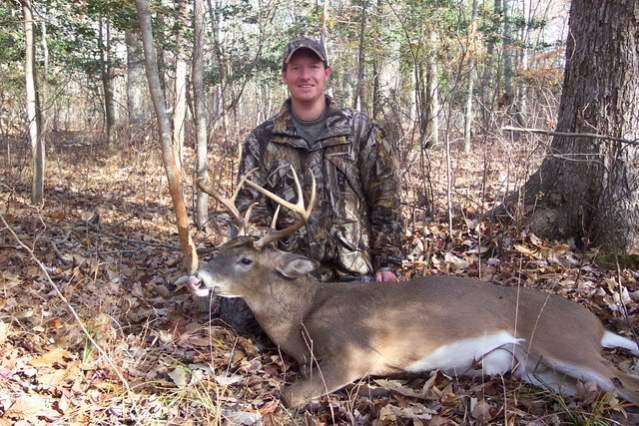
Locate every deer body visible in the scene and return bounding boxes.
[189,240,639,407]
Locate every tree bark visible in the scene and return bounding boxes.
[426,29,440,148]
[135,0,198,273]
[99,16,116,143]
[126,29,150,126]
[173,0,189,170]
[352,0,367,111]
[479,0,502,129]
[207,0,228,144]
[23,0,44,205]
[463,0,478,154]
[320,0,329,59]
[193,0,209,229]
[502,0,514,103]
[513,0,639,253]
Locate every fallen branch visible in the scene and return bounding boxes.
[501,126,639,146]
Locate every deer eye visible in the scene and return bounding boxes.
[239,257,253,266]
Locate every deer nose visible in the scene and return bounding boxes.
[188,275,202,287]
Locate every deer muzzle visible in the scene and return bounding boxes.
[186,275,211,298]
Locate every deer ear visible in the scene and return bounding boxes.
[276,254,318,279]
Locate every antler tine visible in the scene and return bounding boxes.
[247,166,316,249]
[197,168,258,233]
[270,205,282,229]
[232,168,259,201]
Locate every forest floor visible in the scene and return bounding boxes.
[2,129,639,425]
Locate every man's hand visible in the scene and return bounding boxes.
[375,270,398,282]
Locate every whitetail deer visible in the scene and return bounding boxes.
[185,167,639,408]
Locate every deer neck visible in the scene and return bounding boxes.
[243,275,318,346]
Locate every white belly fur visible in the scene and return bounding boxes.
[405,331,524,376]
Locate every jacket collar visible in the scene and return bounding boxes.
[271,96,351,150]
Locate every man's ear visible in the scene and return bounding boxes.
[275,253,318,279]
[324,65,332,79]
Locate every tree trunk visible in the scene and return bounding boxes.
[193,0,209,229]
[207,0,228,144]
[516,0,532,126]
[126,29,150,126]
[502,0,514,105]
[426,29,440,148]
[479,0,502,129]
[352,0,367,111]
[463,0,478,154]
[156,12,167,96]
[23,0,44,205]
[414,60,429,149]
[40,20,48,134]
[135,0,198,273]
[320,0,329,60]
[173,0,189,170]
[514,0,639,253]
[99,16,116,143]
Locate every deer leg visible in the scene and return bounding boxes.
[281,361,368,408]
[519,347,639,404]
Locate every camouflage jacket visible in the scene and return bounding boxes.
[236,97,403,281]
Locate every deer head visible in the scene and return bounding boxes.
[189,165,318,299]
[186,236,318,299]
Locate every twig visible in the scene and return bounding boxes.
[502,126,639,146]
[300,322,335,423]
[0,213,132,394]
[614,255,639,349]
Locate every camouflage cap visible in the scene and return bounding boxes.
[282,37,328,67]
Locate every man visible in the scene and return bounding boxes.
[217,37,403,332]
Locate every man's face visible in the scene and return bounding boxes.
[282,49,331,104]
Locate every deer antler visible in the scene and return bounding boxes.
[197,169,258,234]
[245,166,316,250]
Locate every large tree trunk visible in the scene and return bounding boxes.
[193,0,209,229]
[135,0,198,273]
[23,0,44,205]
[514,1,639,253]
[125,29,150,126]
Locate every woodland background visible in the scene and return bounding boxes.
[3,0,639,424]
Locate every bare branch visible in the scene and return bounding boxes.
[502,126,639,146]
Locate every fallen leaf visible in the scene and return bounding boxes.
[513,244,537,258]
[259,400,279,416]
[30,347,72,367]
[221,409,262,425]
[214,374,244,386]
[168,366,190,387]
[443,252,470,272]
[0,321,8,345]
[471,398,496,422]
[375,379,425,399]
[378,403,435,422]
[5,395,60,420]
